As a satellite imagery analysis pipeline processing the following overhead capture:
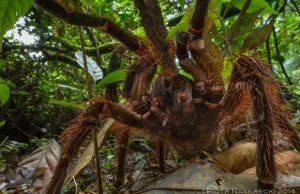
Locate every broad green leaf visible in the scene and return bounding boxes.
[226,9,263,41]
[0,59,5,69]
[0,78,10,106]
[49,100,86,110]
[133,27,146,38]
[241,22,274,51]
[232,0,277,15]
[0,0,34,51]
[97,69,127,87]
[80,0,96,6]
[75,51,103,82]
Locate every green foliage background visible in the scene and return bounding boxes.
[0,0,299,153]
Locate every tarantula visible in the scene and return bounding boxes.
[33,0,300,193]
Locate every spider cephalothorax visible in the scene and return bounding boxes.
[32,0,300,193]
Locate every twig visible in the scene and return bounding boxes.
[272,26,292,85]
[290,0,300,15]
[79,25,103,194]
[73,176,79,194]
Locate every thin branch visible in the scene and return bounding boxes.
[272,26,292,85]
[42,51,78,67]
[265,35,272,66]
[2,44,66,54]
[85,27,104,72]
[2,41,118,57]
[290,0,300,15]
[79,25,103,194]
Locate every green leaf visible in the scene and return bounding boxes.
[0,120,5,128]
[133,27,146,38]
[80,0,96,6]
[0,78,10,106]
[179,0,185,9]
[241,22,274,51]
[0,0,34,51]
[97,69,127,87]
[0,59,5,70]
[272,55,285,64]
[232,0,277,15]
[49,100,86,110]
[75,51,103,82]
[221,55,234,79]
[226,9,263,41]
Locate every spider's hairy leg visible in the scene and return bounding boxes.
[116,56,157,187]
[220,87,252,146]
[122,55,156,103]
[230,56,280,185]
[176,32,206,82]
[181,0,224,103]
[46,98,148,194]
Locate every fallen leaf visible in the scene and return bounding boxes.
[64,118,115,183]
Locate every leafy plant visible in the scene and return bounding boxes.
[0,0,34,51]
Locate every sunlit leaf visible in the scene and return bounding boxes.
[241,22,274,51]
[0,0,34,51]
[0,120,5,128]
[133,27,146,38]
[75,51,103,82]
[97,69,127,87]
[0,59,5,69]
[232,0,277,15]
[0,78,10,106]
[178,0,185,9]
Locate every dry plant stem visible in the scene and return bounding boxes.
[159,140,165,173]
[114,131,129,188]
[79,26,103,194]
[92,126,103,194]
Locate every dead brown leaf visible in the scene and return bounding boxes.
[6,139,61,191]
[212,142,256,174]
[64,118,115,183]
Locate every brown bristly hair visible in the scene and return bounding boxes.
[46,98,105,194]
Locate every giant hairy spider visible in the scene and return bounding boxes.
[33,0,300,193]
